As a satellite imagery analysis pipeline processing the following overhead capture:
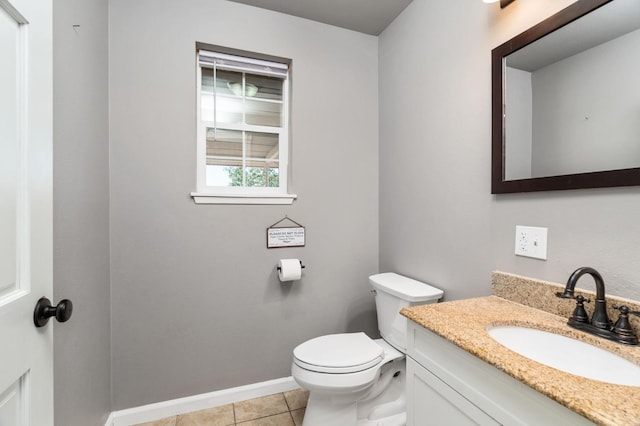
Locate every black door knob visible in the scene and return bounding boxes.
[33,297,73,327]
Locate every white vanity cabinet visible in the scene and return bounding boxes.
[406,320,595,425]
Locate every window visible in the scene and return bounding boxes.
[191,43,296,204]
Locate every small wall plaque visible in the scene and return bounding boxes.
[267,216,306,248]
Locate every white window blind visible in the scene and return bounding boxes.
[198,50,288,77]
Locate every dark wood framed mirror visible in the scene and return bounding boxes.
[491,0,640,194]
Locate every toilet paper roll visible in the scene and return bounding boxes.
[278,259,302,282]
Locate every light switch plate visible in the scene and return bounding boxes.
[515,226,548,260]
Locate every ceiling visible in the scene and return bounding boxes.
[227,0,414,36]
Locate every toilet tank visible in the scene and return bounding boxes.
[370,272,443,353]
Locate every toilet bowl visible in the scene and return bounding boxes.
[291,273,443,426]
[292,333,402,395]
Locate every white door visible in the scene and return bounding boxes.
[0,0,54,425]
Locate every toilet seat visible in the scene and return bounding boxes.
[293,332,384,374]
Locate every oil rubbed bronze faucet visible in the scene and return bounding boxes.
[556,267,638,345]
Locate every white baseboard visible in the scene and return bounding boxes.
[105,376,298,426]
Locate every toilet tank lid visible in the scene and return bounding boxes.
[369,272,443,302]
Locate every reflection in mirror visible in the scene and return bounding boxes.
[492,0,640,193]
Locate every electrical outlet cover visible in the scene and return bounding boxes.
[515,226,548,260]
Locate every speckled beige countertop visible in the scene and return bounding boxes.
[400,272,640,426]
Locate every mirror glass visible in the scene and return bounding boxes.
[492,0,640,193]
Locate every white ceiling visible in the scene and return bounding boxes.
[227,0,414,35]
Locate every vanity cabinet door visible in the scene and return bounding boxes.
[406,321,595,425]
[407,357,500,426]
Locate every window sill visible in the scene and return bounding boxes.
[190,192,297,205]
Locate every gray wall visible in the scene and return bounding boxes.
[108,0,379,409]
[379,0,496,301]
[53,0,111,425]
[379,0,640,302]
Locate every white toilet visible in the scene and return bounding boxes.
[291,272,443,426]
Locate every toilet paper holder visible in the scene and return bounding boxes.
[277,260,305,271]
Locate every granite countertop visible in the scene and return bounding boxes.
[401,295,640,425]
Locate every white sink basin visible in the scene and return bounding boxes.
[487,325,640,386]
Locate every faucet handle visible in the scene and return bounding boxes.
[613,305,640,317]
[570,295,590,324]
[612,305,639,344]
[576,295,591,303]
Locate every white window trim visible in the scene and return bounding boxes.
[192,46,296,205]
[190,193,297,205]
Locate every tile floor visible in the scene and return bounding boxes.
[134,388,309,426]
